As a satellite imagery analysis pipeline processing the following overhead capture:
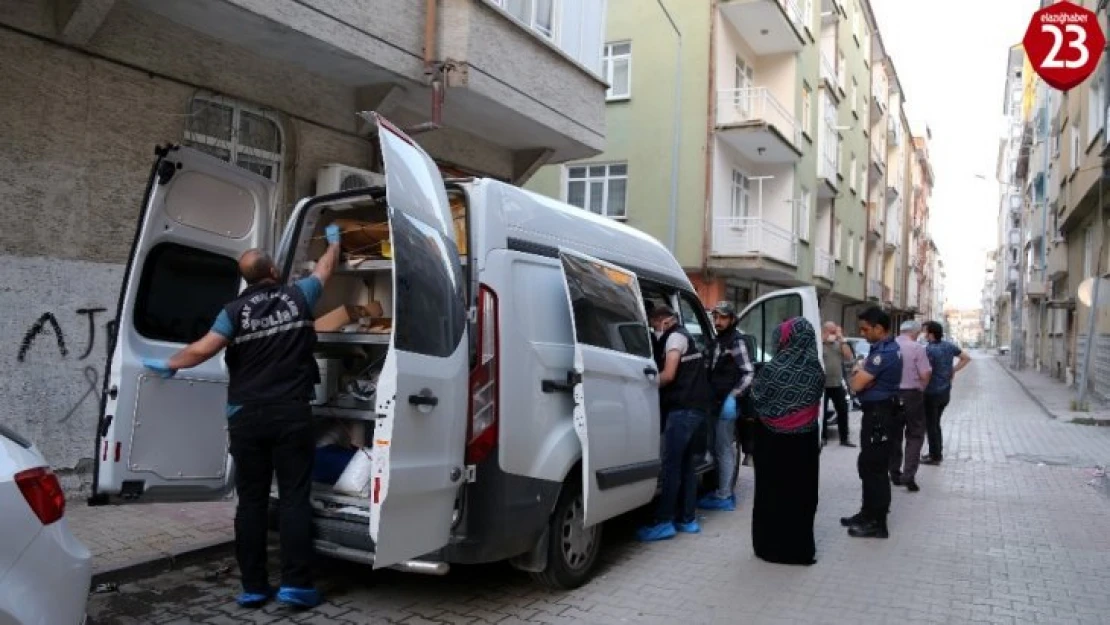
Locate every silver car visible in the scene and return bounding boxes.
[0,425,91,625]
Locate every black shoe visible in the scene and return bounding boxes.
[904,479,920,492]
[921,456,941,465]
[848,519,889,539]
[741,454,752,467]
[890,472,902,486]
[840,511,865,527]
[840,440,857,447]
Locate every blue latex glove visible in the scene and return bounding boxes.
[142,358,177,379]
[720,395,739,421]
[325,224,341,245]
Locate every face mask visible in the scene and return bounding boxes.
[653,328,665,339]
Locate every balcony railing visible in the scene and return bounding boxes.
[868,279,882,299]
[780,0,806,31]
[717,87,801,147]
[814,248,836,281]
[819,50,837,87]
[712,216,799,266]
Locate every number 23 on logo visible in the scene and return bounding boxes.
[1024,1,1106,92]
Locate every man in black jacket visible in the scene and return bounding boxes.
[698,302,755,511]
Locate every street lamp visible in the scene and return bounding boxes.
[657,0,682,254]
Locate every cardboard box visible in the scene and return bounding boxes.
[314,302,387,332]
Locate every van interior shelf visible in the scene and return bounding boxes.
[316,332,390,345]
[335,259,393,274]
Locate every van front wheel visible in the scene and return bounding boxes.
[531,480,602,590]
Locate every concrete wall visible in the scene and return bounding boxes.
[0,23,371,493]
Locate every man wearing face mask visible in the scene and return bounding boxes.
[638,305,714,542]
[698,302,754,512]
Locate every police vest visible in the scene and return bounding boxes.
[657,325,714,414]
[222,281,319,406]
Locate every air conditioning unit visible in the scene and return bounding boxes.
[316,164,384,195]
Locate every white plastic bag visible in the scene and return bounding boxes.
[333,447,373,496]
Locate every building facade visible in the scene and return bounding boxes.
[1,0,609,492]
[985,0,1110,397]
[528,0,938,335]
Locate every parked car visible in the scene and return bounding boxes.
[0,424,91,625]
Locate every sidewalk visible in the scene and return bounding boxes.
[994,353,1110,422]
[66,498,235,582]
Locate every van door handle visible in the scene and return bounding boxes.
[643,367,658,378]
[542,370,581,394]
[408,393,438,407]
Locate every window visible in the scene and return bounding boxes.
[493,0,556,39]
[731,169,752,218]
[1089,75,1105,142]
[835,220,843,261]
[852,1,861,43]
[849,153,857,191]
[850,78,858,117]
[736,294,803,364]
[1085,224,1096,278]
[734,56,755,111]
[801,0,814,31]
[184,97,283,181]
[801,83,813,137]
[1072,119,1082,171]
[134,243,241,344]
[678,293,712,354]
[858,235,865,272]
[838,51,847,91]
[562,253,652,358]
[566,163,628,218]
[602,42,632,101]
[847,233,855,268]
[798,187,812,242]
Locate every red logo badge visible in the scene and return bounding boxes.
[1023,0,1106,92]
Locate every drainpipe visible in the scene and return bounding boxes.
[657,0,683,255]
[701,2,718,280]
[408,0,445,135]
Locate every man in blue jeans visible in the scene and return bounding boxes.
[638,305,713,542]
[698,302,754,512]
[142,224,342,608]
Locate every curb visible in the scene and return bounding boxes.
[90,538,234,587]
[992,356,1059,420]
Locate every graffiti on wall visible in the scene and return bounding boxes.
[17,307,117,424]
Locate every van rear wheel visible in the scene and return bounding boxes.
[531,480,602,590]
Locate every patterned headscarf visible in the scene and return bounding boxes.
[751,317,825,434]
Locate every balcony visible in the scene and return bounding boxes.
[871,90,886,118]
[1026,274,1048,299]
[817,144,838,197]
[711,217,799,267]
[720,0,807,55]
[1047,241,1068,280]
[814,248,836,283]
[716,88,803,163]
[870,135,886,180]
[868,279,882,300]
[867,202,883,238]
[819,51,837,92]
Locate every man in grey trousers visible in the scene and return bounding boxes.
[890,320,931,492]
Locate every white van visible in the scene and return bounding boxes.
[89,114,821,588]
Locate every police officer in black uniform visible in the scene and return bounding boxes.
[142,224,342,608]
[840,306,902,539]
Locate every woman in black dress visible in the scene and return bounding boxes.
[750,316,824,565]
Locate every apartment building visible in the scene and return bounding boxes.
[987,0,1110,396]
[528,0,930,332]
[0,0,609,492]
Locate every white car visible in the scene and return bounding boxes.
[0,424,91,625]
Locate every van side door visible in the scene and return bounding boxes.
[92,146,275,503]
[557,249,660,527]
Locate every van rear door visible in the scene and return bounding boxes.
[92,145,275,503]
[366,114,470,568]
[556,249,661,527]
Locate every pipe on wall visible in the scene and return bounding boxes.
[700,1,718,280]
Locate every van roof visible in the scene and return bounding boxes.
[475,179,693,291]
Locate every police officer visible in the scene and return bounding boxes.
[840,306,902,539]
[141,224,342,608]
[637,304,714,542]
